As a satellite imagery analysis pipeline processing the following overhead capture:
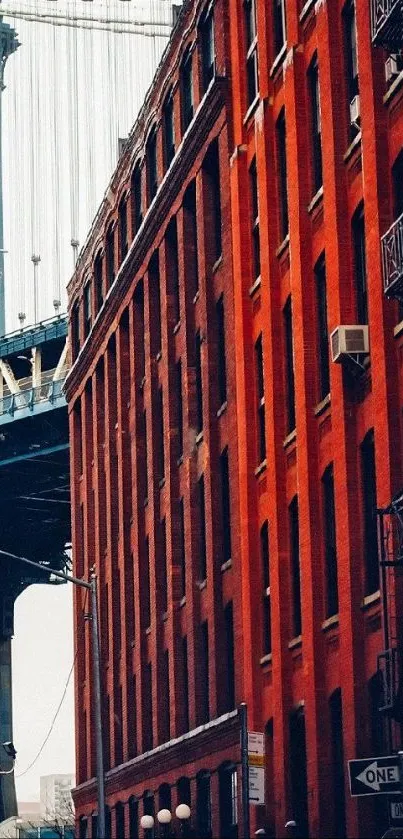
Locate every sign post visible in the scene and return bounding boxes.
[348,756,401,797]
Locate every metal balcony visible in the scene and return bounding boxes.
[381,212,403,299]
[371,0,403,48]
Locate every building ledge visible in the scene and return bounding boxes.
[276,233,290,259]
[243,95,260,126]
[259,653,272,667]
[307,185,323,215]
[288,634,302,650]
[299,0,315,23]
[361,590,381,610]
[249,276,262,298]
[283,428,296,449]
[314,393,331,416]
[394,319,403,338]
[383,70,403,106]
[270,43,287,79]
[321,614,339,632]
[255,459,267,477]
[217,400,227,418]
[220,558,232,572]
[343,132,362,165]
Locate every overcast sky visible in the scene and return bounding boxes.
[13,584,74,802]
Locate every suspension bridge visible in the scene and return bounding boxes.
[0,0,177,820]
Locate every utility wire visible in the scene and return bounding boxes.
[16,588,88,779]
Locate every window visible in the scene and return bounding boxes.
[159,783,171,812]
[352,204,368,324]
[273,0,286,57]
[163,93,175,170]
[244,0,258,106]
[160,518,168,614]
[72,301,80,360]
[250,158,260,279]
[160,651,170,743]
[276,109,289,241]
[149,251,161,355]
[261,521,271,655]
[195,330,203,432]
[284,296,296,433]
[255,334,266,463]
[198,474,207,580]
[322,465,338,618]
[129,797,138,839]
[329,690,346,839]
[83,282,91,339]
[176,360,183,459]
[181,48,194,132]
[197,772,212,838]
[133,281,145,382]
[106,223,115,290]
[199,620,209,723]
[142,537,151,629]
[392,150,403,220]
[183,180,199,297]
[316,256,330,400]
[220,447,232,564]
[224,601,235,710]
[178,776,191,807]
[118,194,128,262]
[200,7,215,93]
[166,217,180,324]
[289,496,301,638]
[343,0,359,139]
[308,54,322,194]
[131,164,142,236]
[219,765,238,839]
[203,139,222,263]
[142,664,153,752]
[157,386,165,482]
[289,709,309,838]
[361,430,379,595]
[116,802,124,839]
[94,251,103,313]
[179,498,186,598]
[146,128,158,203]
[216,295,227,407]
[182,638,190,732]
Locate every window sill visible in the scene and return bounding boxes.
[343,132,362,165]
[383,70,403,106]
[196,430,204,446]
[221,558,232,572]
[145,626,152,636]
[307,186,323,215]
[255,459,267,477]
[217,401,227,418]
[288,635,302,650]
[140,375,146,391]
[361,590,380,610]
[321,614,339,632]
[260,653,272,667]
[249,276,262,297]
[212,254,223,274]
[177,454,184,466]
[193,290,200,304]
[243,95,260,125]
[299,0,315,22]
[276,233,290,259]
[283,428,296,449]
[197,578,207,591]
[394,319,403,338]
[179,595,186,608]
[143,497,149,508]
[158,477,166,489]
[162,610,168,623]
[156,350,162,362]
[269,43,287,79]
[173,319,181,335]
[314,393,331,417]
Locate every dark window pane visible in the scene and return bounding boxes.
[284,297,296,433]
[163,94,175,169]
[361,430,379,595]
[220,447,232,563]
[224,601,235,710]
[147,130,158,202]
[316,256,330,400]
[353,205,368,324]
[119,196,128,261]
[323,465,339,617]
[196,330,203,432]
[273,0,286,56]
[181,50,193,131]
[106,224,115,290]
[131,164,142,236]
[176,360,183,459]
[217,295,227,406]
[198,474,207,580]
[309,54,323,193]
[200,10,215,92]
[289,496,301,637]
[203,140,222,262]
[183,180,199,297]
[255,334,266,462]
[277,110,289,240]
[94,252,103,313]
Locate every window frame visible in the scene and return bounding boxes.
[146,128,158,204]
[200,5,216,93]
[181,47,194,133]
[244,0,258,107]
[308,53,323,195]
[163,91,175,171]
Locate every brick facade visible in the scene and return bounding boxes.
[65,0,403,836]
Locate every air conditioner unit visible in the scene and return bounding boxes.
[350,95,360,129]
[330,325,369,363]
[385,55,400,84]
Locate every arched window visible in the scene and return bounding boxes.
[196,771,212,838]
[180,47,193,131]
[129,796,139,839]
[218,762,238,839]
[115,801,125,839]
[177,776,191,807]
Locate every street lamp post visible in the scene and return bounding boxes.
[0,549,106,839]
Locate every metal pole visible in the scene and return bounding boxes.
[91,574,105,839]
[239,703,250,839]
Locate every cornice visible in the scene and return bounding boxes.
[64,76,227,402]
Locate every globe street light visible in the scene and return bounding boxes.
[140,813,155,837]
[157,809,172,838]
[175,804,191,838]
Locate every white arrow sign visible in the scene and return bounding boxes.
[357,761,400,791]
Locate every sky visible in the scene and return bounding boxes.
[13,583,75,802]
[2,0,176,806]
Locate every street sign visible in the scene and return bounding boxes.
[348,755,401,797]
[390,797,403,825]
[248,731,265,805]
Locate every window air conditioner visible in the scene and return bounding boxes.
[385,55,400,84]
[349,95,360,129]
[330,325,369,363]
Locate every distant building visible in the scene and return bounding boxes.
[39,775,75,821]
[17,802,40,821]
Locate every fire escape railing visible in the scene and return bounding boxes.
[381,212,403,299]
[371,0,403,48]
[0,378,65,417]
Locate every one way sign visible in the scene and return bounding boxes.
[348,756,401,797]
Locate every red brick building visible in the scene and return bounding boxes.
[65,0,403,836]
